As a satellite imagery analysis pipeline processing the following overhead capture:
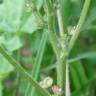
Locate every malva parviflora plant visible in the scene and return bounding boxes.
[0,0,94,96]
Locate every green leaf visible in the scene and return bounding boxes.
[60,0,71,32]
[21,14,39,33]
[32,0,43,10]
[0,36,4,44]
[5,0,25,30]
[0,0,25,32]
[0,34,22,52]
[4,36,22,52]
[0,54,13,80]
[48,32,61,58]
[0,0,40,33]
[69,51,96,63]
[70,65,81,90]
[83,6,96,30]
[0,4,7,31]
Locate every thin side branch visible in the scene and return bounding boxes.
[68,0,91,54]
[56,4,64,37]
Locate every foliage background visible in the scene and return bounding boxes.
[0,0,96,96]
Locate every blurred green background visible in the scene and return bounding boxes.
[0,0,96,96]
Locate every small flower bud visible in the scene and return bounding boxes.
[52,85,63,95]
[67,26,76,35]
[39,76,53,88]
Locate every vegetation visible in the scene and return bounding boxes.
[0,0,96,96]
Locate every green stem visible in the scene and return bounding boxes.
[14,50,21,95]
[68,0,91,54]
[25,31,48,96]
[56,0,67,94]
[65,63,71,96]
[0,45,50,96]
[56,0,64,38]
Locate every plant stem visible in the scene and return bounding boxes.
[65,63,71,96]
[14,50,21,96]
[56,0,65,49]
[0,45,50,96]
[56,0,67,94]
[56,0,64,38]
[68,0,91,54]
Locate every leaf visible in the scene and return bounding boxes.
[69,0,82,26]
[69,51,96,63]
[4,36,22,52]
[30,31,43,53]
[0,0,25,32]
[0,36,4,44]
[0,4,8,31]
[83,6,96,30]
[83,0,96,31]
[0,54,13,80]
[0,0,40,33]
[70,65,81,90]
[33,0,43,10]
[48,32,61,58]
[21,14,39,33]
[5,0,25,30]
[0,34,22,52]
[60,0,71,32]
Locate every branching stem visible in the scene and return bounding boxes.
[68,0,91,54]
